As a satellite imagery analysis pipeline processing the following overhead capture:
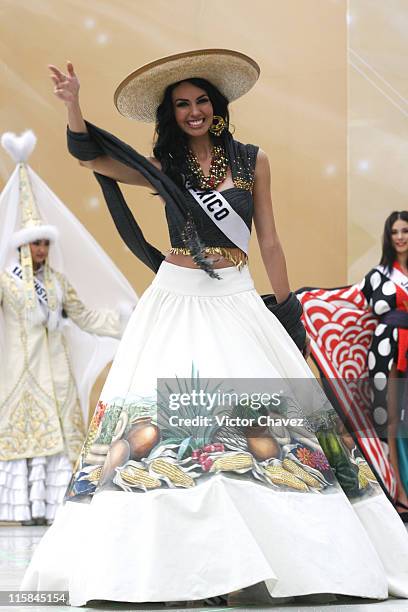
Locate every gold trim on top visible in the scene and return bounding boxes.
[168,247,248,270]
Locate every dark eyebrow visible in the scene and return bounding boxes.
[174,94,209,103]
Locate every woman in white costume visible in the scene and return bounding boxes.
[23,50,408,605]
[0,132,136,525]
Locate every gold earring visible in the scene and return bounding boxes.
[209,115,226,136]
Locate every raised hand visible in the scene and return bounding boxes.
[48,61,80,105]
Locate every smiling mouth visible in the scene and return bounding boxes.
[187,118,205,128]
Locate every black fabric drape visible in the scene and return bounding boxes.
[68,122,190,272]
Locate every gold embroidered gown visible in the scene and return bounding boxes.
[0,267,121,521]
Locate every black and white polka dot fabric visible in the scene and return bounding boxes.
[360,268,398,432]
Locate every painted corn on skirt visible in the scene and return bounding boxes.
[23,262,408,606]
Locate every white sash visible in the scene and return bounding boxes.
[9,264,49,306]
[376,265,408,299]
[188,188,250,254]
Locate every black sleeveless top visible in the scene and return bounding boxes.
[166,188,254,248]
[67,124,258,274]
[166,143,258,248]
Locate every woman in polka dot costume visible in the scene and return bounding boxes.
[361,211,408,517]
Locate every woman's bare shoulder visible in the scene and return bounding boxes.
[254,148,271,182]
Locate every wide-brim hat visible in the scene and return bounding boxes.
[114,48,260,122]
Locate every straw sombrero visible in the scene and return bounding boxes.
[114,48,260,122]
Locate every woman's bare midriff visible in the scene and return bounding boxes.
[165,247,245,269]
[165,253,234,269]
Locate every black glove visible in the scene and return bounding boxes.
[261,292,306,352]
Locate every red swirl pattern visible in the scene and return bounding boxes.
[298,286,396,497]
[303,288,376,377]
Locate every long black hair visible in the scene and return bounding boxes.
[379,210,408,271]
[153,78,231,189]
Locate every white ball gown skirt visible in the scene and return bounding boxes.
[22,262,408,606]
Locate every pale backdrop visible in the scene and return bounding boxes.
[0,0,347,412]
[348,0,408,282]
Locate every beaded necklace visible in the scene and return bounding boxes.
[186,145,228,190]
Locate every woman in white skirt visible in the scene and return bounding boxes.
[23,49,408,606]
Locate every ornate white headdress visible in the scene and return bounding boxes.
[2,132,59,247]
[2,131,59,325]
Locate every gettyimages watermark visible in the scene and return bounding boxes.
[155,376,408,439]
[156,377,329,437]
[167,388,283,410]
[165,388,305,428]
